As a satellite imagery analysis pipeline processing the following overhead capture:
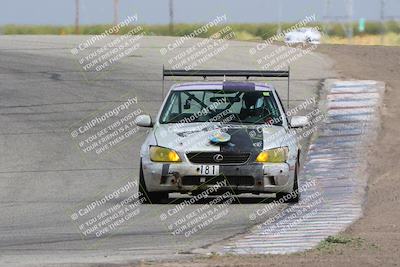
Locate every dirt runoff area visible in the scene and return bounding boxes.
[135,45,400,267]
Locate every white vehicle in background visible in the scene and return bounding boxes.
[284,27,321,44]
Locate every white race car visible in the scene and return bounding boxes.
[136,69,309,203]
[284,27,321,44]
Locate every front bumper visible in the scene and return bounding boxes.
[141,158,295,194]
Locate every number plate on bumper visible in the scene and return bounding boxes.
[198,165,219,176]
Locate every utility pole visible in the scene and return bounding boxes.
[380,0,386,44]
[324,0,353,43]
[277,0,282,35]
[169,0,174,35]
[323,0,331,34]
[346,0,353,42]
[113,0,120,25]
[75,0,80,34]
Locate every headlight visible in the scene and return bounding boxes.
[149,146,181,162]
[256,147,288,163]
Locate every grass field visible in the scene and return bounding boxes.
[1,21,400,46]
[323,33,400,46]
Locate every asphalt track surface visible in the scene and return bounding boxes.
[0,36,335,266]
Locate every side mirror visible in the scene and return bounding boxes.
[135,114,153,127]
[290,116,309,128]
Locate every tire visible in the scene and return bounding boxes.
[276,159,300,203]
[139,160,168,204]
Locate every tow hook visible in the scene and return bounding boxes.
[171,172,182,188]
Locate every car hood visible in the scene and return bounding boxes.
[153,122,288,152]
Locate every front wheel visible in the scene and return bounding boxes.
[139,160,168,204]
[276,159,300,203]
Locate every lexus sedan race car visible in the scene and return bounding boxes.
[136,69,309,203]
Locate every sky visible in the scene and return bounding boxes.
[0,0,399,25]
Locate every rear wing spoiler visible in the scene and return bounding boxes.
[163,69,289,79]
[162,67,291,109]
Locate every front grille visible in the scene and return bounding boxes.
[182,175,254,186]
[186,152,251,164]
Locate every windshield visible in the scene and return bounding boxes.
[159,90,283,125]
